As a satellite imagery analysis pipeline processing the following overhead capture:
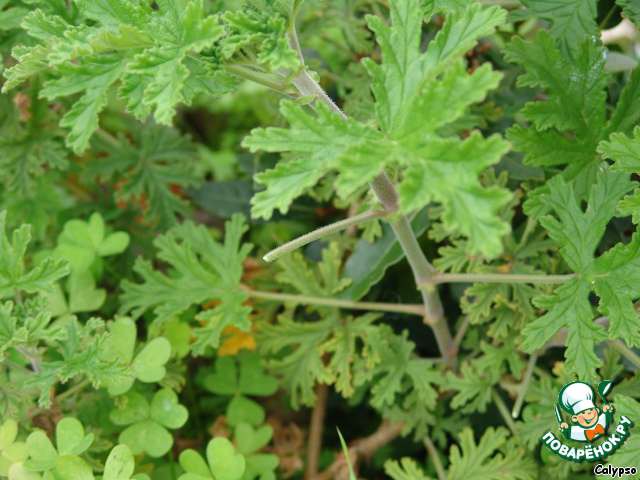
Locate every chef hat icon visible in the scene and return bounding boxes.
[559,381,596,415]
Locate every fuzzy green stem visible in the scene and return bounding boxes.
[423,437,446,480]
[241,286,425,316]
[263,209,386,262]
[492,389,518,435]
[511,353,538,419]
[225,64,292,93]
[423,272,575,287]
[609,340,640,369]
[56,379,91,403]
[290,65,454,367]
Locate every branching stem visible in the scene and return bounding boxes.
[241,285,425,316]
[263,209,387,262]
[289,44,454,366]
[225,64,293,93]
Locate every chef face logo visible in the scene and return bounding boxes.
[557,380,613,442]
[541,379,634,463]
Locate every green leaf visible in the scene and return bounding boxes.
[55,418,93,456]
[606,67,640,136]
[132,337,171,383]
[447,362,497,414]
[52,455,94,480]
[259,316,333,408]
[53,213,129,273]
[90,124,199,227]
[245,2,509,256]
[447,427,536,480]
[518,0,597,52]
[396,132,511,258]
[149,388,189,429]
[118,420,174,458]
[384,458,432,480]
[112,390,187,458]
[207,438,246,480]
[275,242,350,297]
[234,423,272,455]
[103,445,135,480]
[121,214,252,349]
[364,2,505,136]
[3,0,232,152]
[618,0,640,24]
[101,317,171,395]
[227,396,265,427]
[0,211,69,299]
[505,31,606,171]
[521,170,639,378]
[339,209,429,300]
[25,431,57,471]
[221,8,299,71]
[40,55,126,153]
[243,101,384,219]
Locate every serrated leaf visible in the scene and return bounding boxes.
[447,427,536,480]
[519,0,597,53]
[121,215,252,346]
[0,211,69,299]
[522,171,640,378]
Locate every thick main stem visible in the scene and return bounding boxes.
[291,68,454,365]
[306,384,328,479]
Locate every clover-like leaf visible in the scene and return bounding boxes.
[178,437,246,480]
[111,389,188,458]
[54,213,129,273]
[0,419,27,477]
[234,423,278,480]
[101,317,171,395]
[203,352,277,426]
[23,417,94,477]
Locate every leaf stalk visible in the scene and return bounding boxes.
[241,285,426,316]
[263,209,387,262]
[422,272,575,287]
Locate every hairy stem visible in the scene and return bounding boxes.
[423,272,575,286]
[452,316,471,355]
[305,384,329,479]
[241,286,425,316]
[492,389,518,435]
[225,64,292,93]
[290,56,453,366]
[263,209,386,262]
[423,437,446,480]
[56,378,91,403]
[511,352,538,419]
[609,340,640,369]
